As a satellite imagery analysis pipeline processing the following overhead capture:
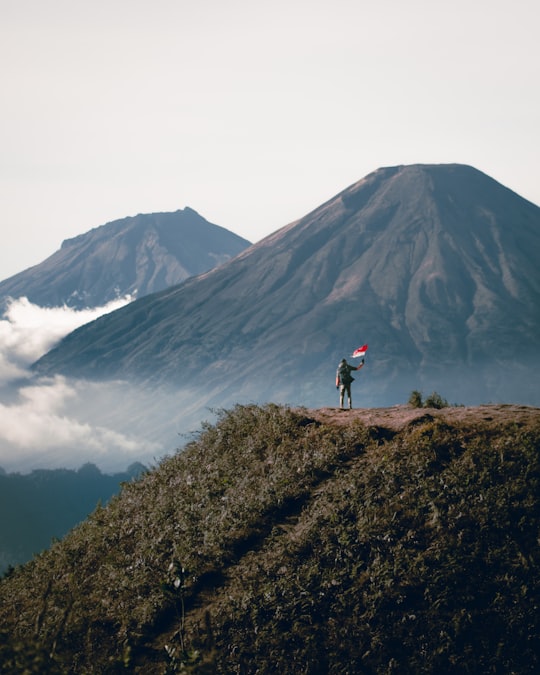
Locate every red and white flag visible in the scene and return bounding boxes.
[351,344,368,358]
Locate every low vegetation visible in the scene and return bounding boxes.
[408,390,449,409]
[1,403,539,673]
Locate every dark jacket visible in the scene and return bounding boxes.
[336,360,357,386]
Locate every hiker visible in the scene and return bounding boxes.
[336,358,364,409]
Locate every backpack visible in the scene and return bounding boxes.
[338,362,354,385]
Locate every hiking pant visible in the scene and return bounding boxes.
[339,384,352,409]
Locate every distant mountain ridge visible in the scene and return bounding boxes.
[0,207,251,309]
[34,164,540,413]
[0,462,146,573]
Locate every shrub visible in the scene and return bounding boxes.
[408,390,423,408]
[423,391,449,409]
[408,390,449,409]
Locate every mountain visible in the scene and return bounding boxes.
[0,208,251,309]
[1,403,539,673]
[34,164,540,414]
[0,462,146,574]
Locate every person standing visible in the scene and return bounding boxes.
[336,357,364,409]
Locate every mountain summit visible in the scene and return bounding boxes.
[35,164,540,410]
[0,208,251,309]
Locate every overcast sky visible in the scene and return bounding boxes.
[2,0,539,279]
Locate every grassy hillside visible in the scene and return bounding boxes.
[0,403,539,674]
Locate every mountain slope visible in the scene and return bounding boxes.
[34,164,540,409]
[0,208,251,309]
[1,403,538,673]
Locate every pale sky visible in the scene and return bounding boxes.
[2,0,539,279]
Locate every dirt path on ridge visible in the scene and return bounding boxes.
[306,403,540,432]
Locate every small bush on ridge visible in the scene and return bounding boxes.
[409,390,449,409]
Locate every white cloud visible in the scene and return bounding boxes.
[0,352,27,382]
[0,296,167,473]
[0,375,162,473]
[0,295,132,381]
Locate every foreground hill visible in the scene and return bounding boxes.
[1,403,538,673]
[35,164,540,411]
[0,208,251,309]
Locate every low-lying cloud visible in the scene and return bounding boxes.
[0,295,132,382]
[0,296,169,474]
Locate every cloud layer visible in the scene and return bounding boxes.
[0,295,132,381]
[0,297,166,473]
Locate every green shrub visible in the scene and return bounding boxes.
[408,390,449,409]
[408,390,423,407]
[423,391,449,409]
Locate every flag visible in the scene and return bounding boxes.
[351,344,368,358]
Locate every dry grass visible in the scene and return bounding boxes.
[1,402,539,673]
